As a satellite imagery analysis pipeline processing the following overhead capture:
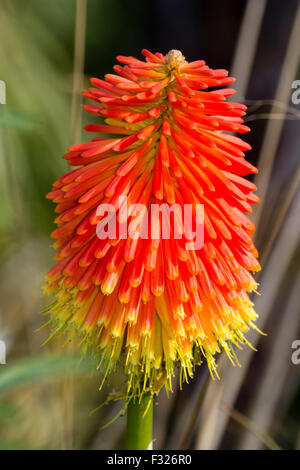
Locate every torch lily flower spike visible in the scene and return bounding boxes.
[44,49,261,399]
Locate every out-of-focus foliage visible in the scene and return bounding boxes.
[0,0,124,450]
[0,0,73,235]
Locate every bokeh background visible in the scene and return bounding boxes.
[0,0,299,450]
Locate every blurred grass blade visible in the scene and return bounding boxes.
[0,354,94,394]
[222,404,281,450]
[230,0,267,100]
[70,0,87,144]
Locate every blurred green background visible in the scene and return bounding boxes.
[0,0,299,450]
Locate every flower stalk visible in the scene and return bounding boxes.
[125,394,153,450]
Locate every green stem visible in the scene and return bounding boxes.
[125,394,153,450]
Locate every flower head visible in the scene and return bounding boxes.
[45,49,260,397]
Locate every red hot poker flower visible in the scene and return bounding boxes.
[45,49,260,397]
